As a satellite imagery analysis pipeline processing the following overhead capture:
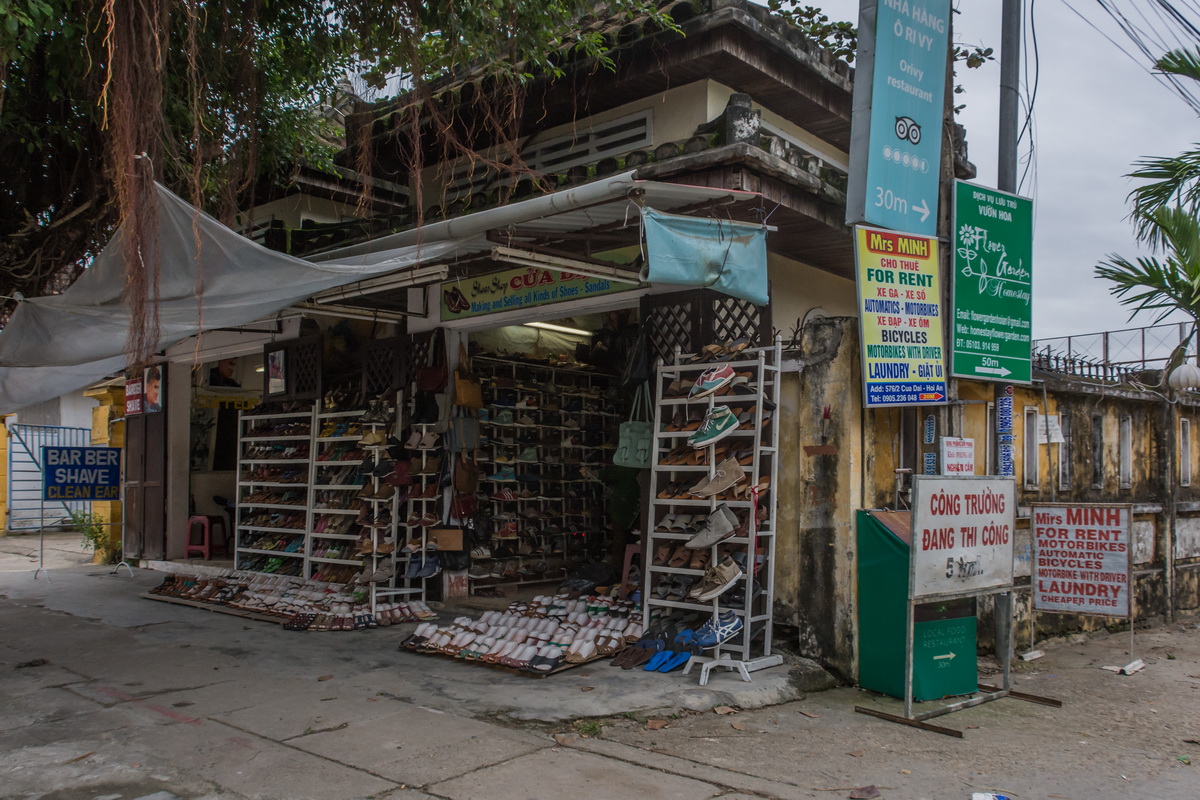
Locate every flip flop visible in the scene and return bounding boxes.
[643,650,675,671]
[657,650,694,672]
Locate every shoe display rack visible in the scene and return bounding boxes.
[236,408,315,577]
[309,409,367,584]
[642,339,783,685]
[391,421,443,592]
[470,355,617,593]
[234,399,428,613]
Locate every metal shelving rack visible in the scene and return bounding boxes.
[235,408,315,577]
[642,338,783,684]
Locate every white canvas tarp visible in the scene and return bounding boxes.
[0,172,759,411]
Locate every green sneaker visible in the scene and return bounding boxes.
[687,406,739,448]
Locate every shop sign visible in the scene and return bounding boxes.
[846,0,951,236]
[854,226,947,407]
[922,452,938,475]
[951,181,1034,383]
[923,414,936,444]
[42,446,122,501]
[1032,504,1131,618]
[439,267,630,321]
[910,476,1015,599]
[996,392,1015,477]
[1037,414,1065,444]
[124,378,144,415]
[940,437,975,475]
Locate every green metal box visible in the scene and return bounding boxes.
[857,510,978,701]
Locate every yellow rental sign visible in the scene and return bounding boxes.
[855,225,947,407]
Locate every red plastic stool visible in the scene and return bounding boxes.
[184,515,228,560]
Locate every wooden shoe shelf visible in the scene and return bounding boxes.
[641,338,783,681]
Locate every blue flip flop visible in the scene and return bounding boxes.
[644,649,675,671]
[657,650,693,672]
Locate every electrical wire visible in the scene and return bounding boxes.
[1019,0,1041,196]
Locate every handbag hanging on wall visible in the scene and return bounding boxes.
[453,343,484,409]
[416,328,448,393]
[613,383,654,469]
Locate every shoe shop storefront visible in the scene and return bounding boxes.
[139,172,840,679]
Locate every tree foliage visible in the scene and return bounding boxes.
[1127,46,1200,247]
[1096,206,1200,326]
[0,0,666,359]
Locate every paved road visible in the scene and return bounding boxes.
[2,534,1198,799]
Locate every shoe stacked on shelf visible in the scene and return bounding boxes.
[396,424,444,582]
[642,338,782,682]
[236,406,314,576]
[308,407,367,584]
[470,355,618,594]
[352,399,401,597]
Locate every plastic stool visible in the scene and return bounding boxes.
[620,543,642,599]
[184,515,228,560]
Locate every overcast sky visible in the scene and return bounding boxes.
[812,0,1199,343]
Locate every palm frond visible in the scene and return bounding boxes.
[1095,206,1200,324]
[1128,150,1200,245]
[1156,47,1200,82]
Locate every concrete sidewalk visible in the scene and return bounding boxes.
[4,535,1199,800]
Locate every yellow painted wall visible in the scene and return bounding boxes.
[706,81,849,167]
[768,254,858,332]
[235,194,364,231]
[83,386,125,558]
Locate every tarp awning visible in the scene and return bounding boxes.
[0,172,762,411]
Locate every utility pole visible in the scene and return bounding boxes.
[994,0,1023,670]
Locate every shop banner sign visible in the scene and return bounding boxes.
[124,378,144,415]
[910,476,1015,599]
[846,0,951,236]
[42,446,122,501]
[855,226,947,407]
[940,437,975,475]
[642,209,769,306]
[1032,504,1131,618]
[951,181,1034,383]
[440,266,630,321]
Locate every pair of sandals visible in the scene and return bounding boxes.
[404,430,440,450]
[687,337,751,363]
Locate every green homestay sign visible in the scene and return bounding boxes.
[440,266,631,321]
[951,181,1034,384]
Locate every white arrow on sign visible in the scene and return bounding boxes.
[975,365,1012,377]
[913,198,931,223]
[933,652,957,661]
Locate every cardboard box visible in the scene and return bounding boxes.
[430,528,464,551]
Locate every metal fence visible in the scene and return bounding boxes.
[1034,321,1197,372]
[6,424,92,532]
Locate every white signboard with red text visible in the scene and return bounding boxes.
[910,476,1016,599]
[1031,504,1131,618]
[939,437,975,476]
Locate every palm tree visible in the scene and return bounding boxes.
[1129,47,1200,246]
[1095,206,1200,379]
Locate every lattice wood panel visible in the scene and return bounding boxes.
[641,289,772,362]
[708,290,771,347]
[405,330,435,388]
[363,335,406,396]
[643,292,699,366]
[289,335,323,400]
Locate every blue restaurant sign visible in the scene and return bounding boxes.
[846,0,951,236]
[42,446,122,501]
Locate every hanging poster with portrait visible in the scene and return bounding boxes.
[143,366,164,414]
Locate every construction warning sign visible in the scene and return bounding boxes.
[855,226,947,407]
[1032,504,1131,618]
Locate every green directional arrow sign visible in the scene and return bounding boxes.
[951,181,1034,383]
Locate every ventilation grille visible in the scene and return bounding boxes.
[440,110,653,203]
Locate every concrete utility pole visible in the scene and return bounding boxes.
[994,0,1023,668]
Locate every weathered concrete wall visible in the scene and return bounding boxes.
[775,316,861,677]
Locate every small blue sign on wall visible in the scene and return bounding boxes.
[42,447,122,501]
[923,451,938,475]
